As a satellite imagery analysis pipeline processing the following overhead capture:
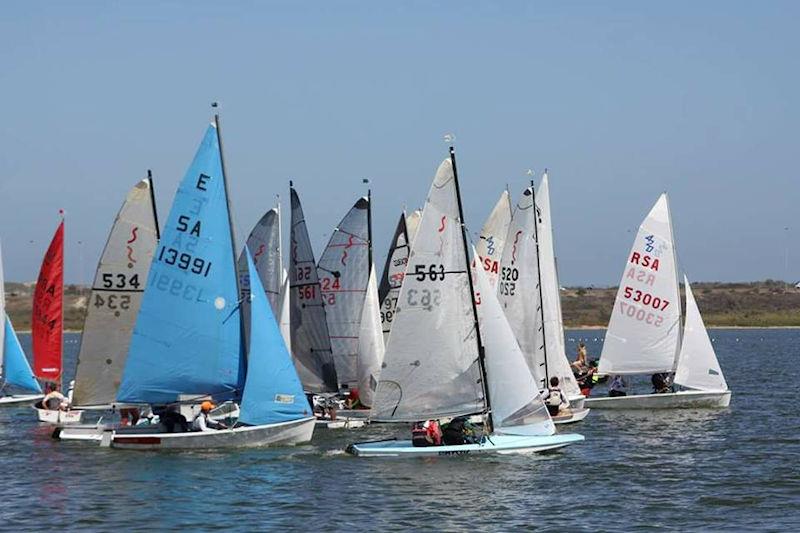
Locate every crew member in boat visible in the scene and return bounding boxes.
[576,361,599,397]
[608,375,628,397]
[41,383,69,411]
[411,419,442,447]
[344,388,363,410]
[543,377,570,416]
[192,401,227,432]
[651,373,673,394]
[441,416,478,445]
[571,343,588,371]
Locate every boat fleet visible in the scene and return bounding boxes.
[0,114,731,457]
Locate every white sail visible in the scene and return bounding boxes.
[406,209,422,244]
[536,175,581,397]
[357,265,384,408]
[475,253,554,437]
[599,194,682,375]
[378,214,412,345]
[73,178,159,407]
[674,277,728,391]
[371,158,484,421]
[317,197,370,387]
[475,190,512,288]
[278,269,291,354]
[497,187,546,386]
[289,187,337,393]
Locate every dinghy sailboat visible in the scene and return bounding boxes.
[497,179,588,423]
[108,116,314,449]
[348,150,584,457]
[0,241,43,405]
[31,219,83,424]
[585,194,731,409]
[475,190,511,288]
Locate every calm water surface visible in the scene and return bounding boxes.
[1,329,798,531]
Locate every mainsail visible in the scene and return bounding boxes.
[277,269,291,353]
[476,190,512,288]
[475,253,554,437]
[599,194,682,375]
[357,265,384,408]
[378,213,411,344]
[674,277,728,392]
[117,121,244,404]
[371,158,484,421]
[73,177,160,407]
[238,250,309,426]
[32,219,64,385]
[317,197,370,387]
[289,186,337,393]
[535,175,581,397]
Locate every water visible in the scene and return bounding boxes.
[2,329,799,531]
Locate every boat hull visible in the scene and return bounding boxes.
[0,394,44,406]
[584,390,731,409]
[315,417,367,429]
[552,407,590,424]
[35,407,84,424]
[54,423,110,442]
[106,417,315,450]
[346,432,584,458]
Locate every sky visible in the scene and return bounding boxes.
[0,1,797,286]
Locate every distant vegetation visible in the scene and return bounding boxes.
[4,280,800,330]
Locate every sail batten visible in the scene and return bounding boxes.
[73,178,159,407]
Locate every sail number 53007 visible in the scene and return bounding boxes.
[622,286,669,311]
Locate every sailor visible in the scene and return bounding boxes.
[571,343,588,371]
[41,383,69,411]
[543,376,569,416]
[651,373,672,394]
[192,401,227,432]
[608,375,628,397]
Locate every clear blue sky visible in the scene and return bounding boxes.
[1,1,797,286]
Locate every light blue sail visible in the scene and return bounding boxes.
[4,317,42,393]
[239,249,309,426]
[117,123,244,404]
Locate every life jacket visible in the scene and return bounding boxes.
[412,421,439,447]
[546,388,563,407]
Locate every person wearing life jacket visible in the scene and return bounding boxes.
[608,374,628,397]
[442,416,478,445]
[191,401,227,432]
[411,420,442,447]
[543,376,569,417]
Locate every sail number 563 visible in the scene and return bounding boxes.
[413,264,445,281]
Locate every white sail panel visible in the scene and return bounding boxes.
[371,158,484,421]
[317,197,370,387]
[497,187,546,387]
[278,269,291,354]
[536,175,581,397]
[378,214,411,345]
[476,190,512,288]
[289,187,337,393]
[599,194,682,375]
[674,277,728,391]
[406,209,422,244]
[475,256,554,436]
[73,178,159,407]
[357,265,384,408]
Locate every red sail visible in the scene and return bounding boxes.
[32,220,64,384]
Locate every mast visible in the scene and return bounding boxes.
[276,195,283,277]
[665,192,683,372]
[59,210,65,392]
[367,188,373,272]
[531,176,549,386]
[147,169,161,240]
[449,146,493,431]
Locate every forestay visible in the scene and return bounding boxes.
[476,190,512,288]
[674,277,728,392]
[357,265,384,408]
[599,194,682,375]
[378,213,411,345]
[371,158,484,421]
[289,187,337,393]
[497,187,545,385]
[239,251,309,426]
[73,178,159,407]
[535,175,581,397]
[475,256,553,437]
[318,197,370,387]
[117,123,244,404]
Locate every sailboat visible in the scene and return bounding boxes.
[289,185,337,393]
[31,219,83,424]
[348,150,584,457]
[585,194,731,409]
[107,117,314,449]
[475,190,512,288]
[378,212,413,345]
[0,241,44,405]
[317,195,371,390]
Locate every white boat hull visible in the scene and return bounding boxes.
[35,407,84,424]
[55,423,110,442]
[552,407,590,425]
[584,389,731,409]
[568,394,586,410]
[315,418,367,429]
[0,394,43,406]
[346,432,584,458]
[106,417,315,450]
